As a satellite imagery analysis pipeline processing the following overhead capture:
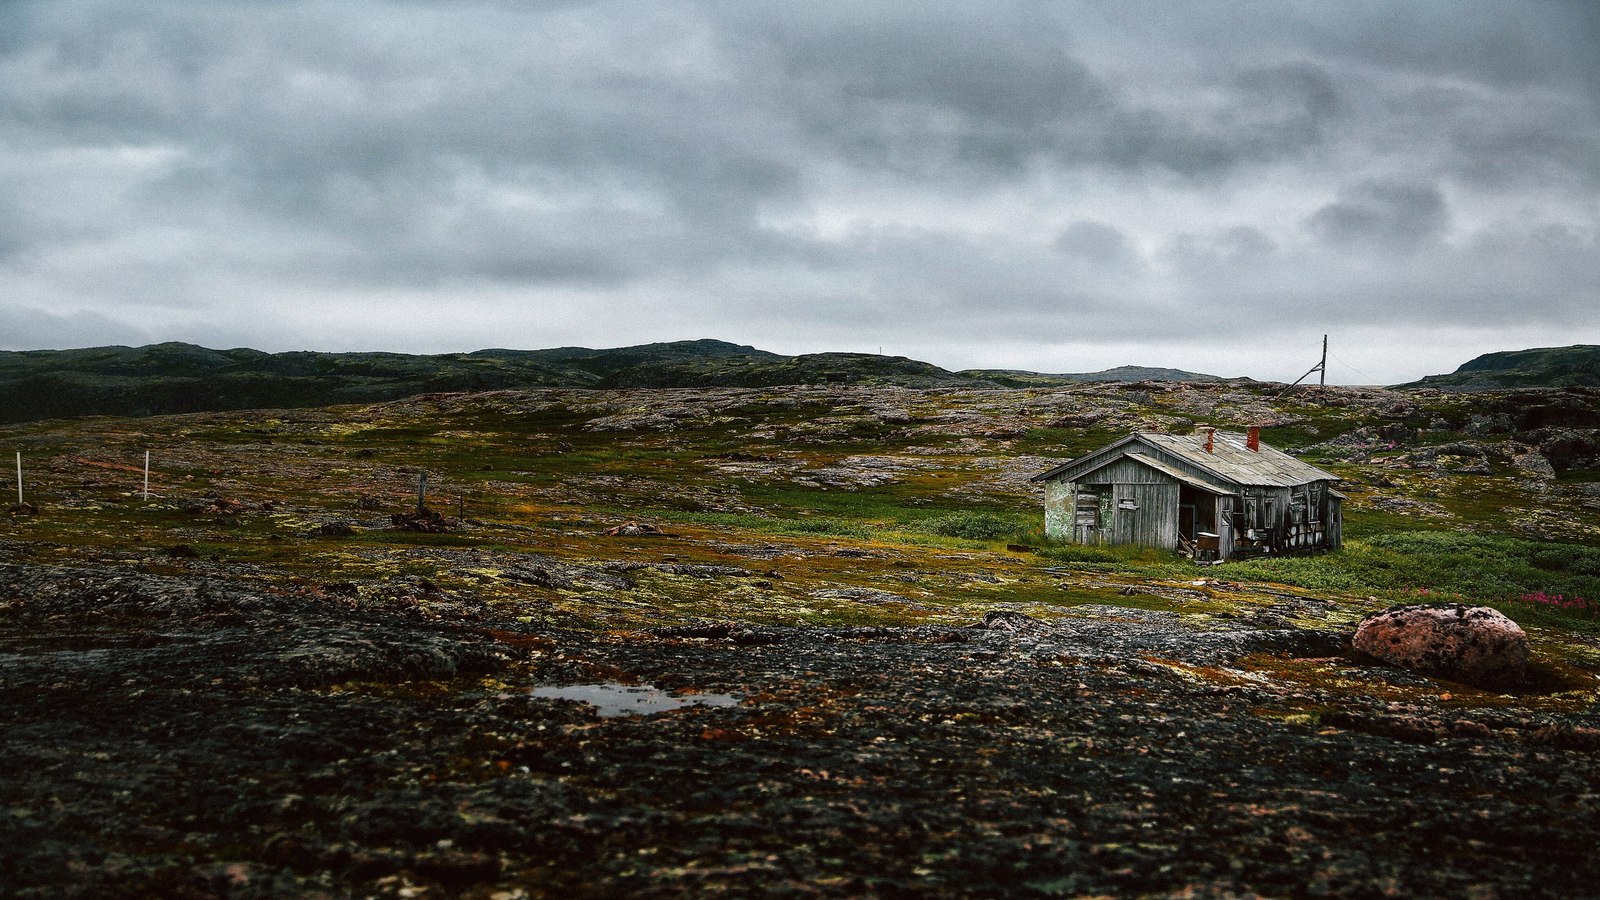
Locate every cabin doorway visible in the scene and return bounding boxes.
[1177,486,1217,540]
[1178,503,1196,541]
[1177,485,1223,558]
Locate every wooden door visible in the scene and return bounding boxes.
[1074,492,1100,544]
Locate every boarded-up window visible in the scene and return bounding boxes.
[1075,493,1099,527]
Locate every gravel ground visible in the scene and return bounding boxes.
[3,563,1599,897]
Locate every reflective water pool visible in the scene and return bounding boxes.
[529,682,739,717]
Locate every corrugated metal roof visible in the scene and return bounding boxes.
[1136,432,1338,487]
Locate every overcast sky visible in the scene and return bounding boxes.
[3,1,1597,383]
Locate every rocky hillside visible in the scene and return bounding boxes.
[0,339,772,423]
[2,379,1600,895]
[0,340,1224,423]
[1402,344,1600,390]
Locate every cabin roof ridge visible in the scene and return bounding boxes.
[1033,429,1339,487]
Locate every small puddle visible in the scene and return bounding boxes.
[530,682,739,718]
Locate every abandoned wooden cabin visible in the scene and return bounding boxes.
[1030,428,1342,560]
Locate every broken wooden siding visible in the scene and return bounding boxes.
[1215,494,1236,560]
[1231,483,1341,553]
[1327,495,1343,549]
[1073,458,1182,548]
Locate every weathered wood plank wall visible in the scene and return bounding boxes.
[1111,483,1179,547]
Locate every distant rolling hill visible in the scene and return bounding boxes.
[0,340,1224,423]
[959,365,1225,388]
[1400,345,1600,390]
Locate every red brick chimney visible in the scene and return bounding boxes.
[1247,426,1260,452]
[1204,428,1215,453]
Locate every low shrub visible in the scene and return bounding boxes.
[1223,532,1600,612]
[1038,544,1122,564]
[917,512,1023,541]
[778,517,874,538]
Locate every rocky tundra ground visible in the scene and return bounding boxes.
[2,381,1600,896]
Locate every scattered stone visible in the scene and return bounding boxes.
[1321,711,1446,744]
[811,587,914,606]
[3,559,1599,898]
[1352,603,1529,688]
[603,522,665,536]
[314,522,357,537]
[1512,452,1557,479]
[1530,723,1600,752]
[981,610,1055,637]
[502,566,573,590]
[651,564,751,578]
[656,622,738,640]
[654,622,782,645]
[392,508,450,533]
[1536,429,1600,473]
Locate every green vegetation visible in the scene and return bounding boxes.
[1401,344,1600,389]
[916,511,1026,541]
[1209,533,1600,635]
[4,375,1599,661]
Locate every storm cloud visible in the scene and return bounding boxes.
[1,0,1597,382]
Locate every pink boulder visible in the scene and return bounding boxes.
[1352,603,1529,689]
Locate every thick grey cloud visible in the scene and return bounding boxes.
[1306,180,1450,252]
[0,0,1597,383]
[1055,221,1141,274]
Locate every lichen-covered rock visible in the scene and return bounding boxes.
[981,609,1055,637]
[1353,603,1528,688]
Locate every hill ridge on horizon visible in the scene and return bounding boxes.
[1400,344,1600,391]
[0,338,1227,424]
[3,338,1591,424]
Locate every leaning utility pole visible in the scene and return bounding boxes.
[1285,334,1328,390]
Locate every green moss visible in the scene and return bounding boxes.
[915,512,1026,541]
